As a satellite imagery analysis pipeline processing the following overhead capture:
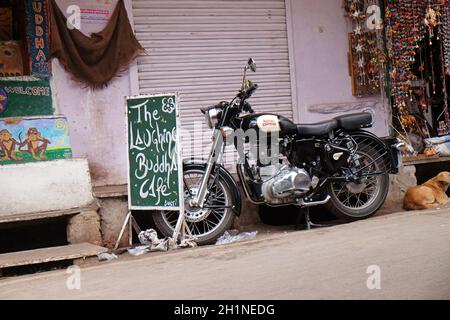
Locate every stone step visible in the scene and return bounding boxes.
[0,243,107,272]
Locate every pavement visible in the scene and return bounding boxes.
[0,206,450,300]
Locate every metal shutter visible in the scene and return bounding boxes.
[132,0,293,166]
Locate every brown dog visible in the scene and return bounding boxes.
[403,171,450,210]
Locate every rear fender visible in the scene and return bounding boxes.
[349,130,401,174]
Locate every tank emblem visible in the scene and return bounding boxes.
[257,115,280,132]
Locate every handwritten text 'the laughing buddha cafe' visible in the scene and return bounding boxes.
[128,98,178,205]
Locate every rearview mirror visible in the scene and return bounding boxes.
[248,58,256,72]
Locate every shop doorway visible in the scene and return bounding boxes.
[392,32,450,155]
[0,0,31,77]
[383,2,450,162]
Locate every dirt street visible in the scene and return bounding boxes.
[1,207,450,299]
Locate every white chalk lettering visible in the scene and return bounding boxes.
[139,175,171,205]
[129,98,178,206]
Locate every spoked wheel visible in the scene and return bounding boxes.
[153,165,235,245]
[325,141,389,220]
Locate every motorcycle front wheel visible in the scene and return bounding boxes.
[324,140,389,220]
[153,165,235,245]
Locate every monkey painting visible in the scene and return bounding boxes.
[19,128,50,160]
[0,129,20,160]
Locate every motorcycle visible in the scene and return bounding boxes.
[154,58,403,245]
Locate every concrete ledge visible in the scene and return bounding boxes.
[0,243,107,270]
[403,155,450,166]
[93,184,127,198]
[0,159,95,218]
[0,203,99,224]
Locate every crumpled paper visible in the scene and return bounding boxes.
[126,228,196,256]
[177,237,197,249]
[104,228,198,259]
[215,229,258,245]
[137,228,170,252]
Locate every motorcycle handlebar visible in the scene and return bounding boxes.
[246,83,258,97]
[238,83,258,101]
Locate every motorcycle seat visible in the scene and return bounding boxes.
[297,119,339,136]
[334,112,372,131]
[295,112,372,137]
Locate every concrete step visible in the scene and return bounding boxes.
[0,243,107,272]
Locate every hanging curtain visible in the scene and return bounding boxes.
[48,0,144,88]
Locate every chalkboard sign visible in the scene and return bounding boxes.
[126,93,183,210]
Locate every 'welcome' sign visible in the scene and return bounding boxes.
[126,93,183,210]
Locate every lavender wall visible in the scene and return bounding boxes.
[52,0,138,187]
[287,0,389,137]
[51,0,390,187]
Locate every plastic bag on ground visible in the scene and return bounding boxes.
[97,252,118,261]
[215,229,258,245]
[127,245,150,256]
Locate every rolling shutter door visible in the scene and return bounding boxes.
[132,0,294,166]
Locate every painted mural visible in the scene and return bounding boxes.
[0,41,24,77]
[0,116,72,165]
[0,88,7,114]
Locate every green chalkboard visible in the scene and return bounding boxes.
[0,78,54,118]
[126,93,183,210]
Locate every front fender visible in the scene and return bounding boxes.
[349,130,401,174]
[183,159,242,216]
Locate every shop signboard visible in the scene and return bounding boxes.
[25,0,51,79]
[126,93,183,210]
[0,78,53,118]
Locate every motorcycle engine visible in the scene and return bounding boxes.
[259,164,315,205]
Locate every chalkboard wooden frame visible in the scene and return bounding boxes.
[125,93,184,212]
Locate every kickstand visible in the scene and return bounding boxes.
[304,207,332,230]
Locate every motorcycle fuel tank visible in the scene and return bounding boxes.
[237,113,297,136]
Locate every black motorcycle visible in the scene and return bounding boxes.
[154,58,403,245]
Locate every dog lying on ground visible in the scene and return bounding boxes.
[403,171,450,210]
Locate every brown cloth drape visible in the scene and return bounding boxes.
[49,0,144,88]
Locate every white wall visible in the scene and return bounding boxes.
[52,0,139,187]
[0,159,94,217]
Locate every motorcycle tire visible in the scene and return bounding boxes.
[153,164,235,245]
[324,139,389,221]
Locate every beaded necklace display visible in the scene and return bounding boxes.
[385,0,426,113]
[345,0,385,96]
[347,0,367,94]
[346,0,450,134]
[442,5,450,74]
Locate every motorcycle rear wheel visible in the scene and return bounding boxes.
[325,141,389,220]
[153,166,235,245]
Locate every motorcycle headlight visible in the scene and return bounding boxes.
[205,108,221,129]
